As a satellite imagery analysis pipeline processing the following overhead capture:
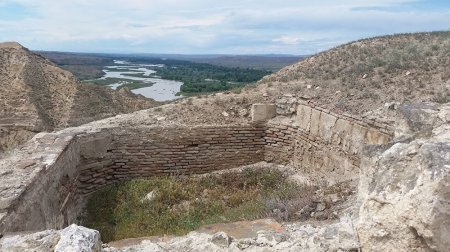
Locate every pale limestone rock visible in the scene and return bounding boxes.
[210,232,233,248]
[238,108,249,117]
[251,104,276,122]
[318,112,337,143]
[106,218,359,252]
[0,229,60,252]
[309,109,321,136]
[394,103,441,138]
[297,104,312,132]
[349,123,367,155]
[55,224,101,252]
[140,190,157,203]
[357,104,450,251]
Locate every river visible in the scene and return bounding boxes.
[101,60,183,101]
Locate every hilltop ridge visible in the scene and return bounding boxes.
[259,31,450,114]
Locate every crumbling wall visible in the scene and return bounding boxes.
[266,102,393,185]
[0,133,79,232]
[0,101,395,234]
[0,124,266,233]
[75,125,266,195]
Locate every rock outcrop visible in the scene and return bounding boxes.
[357,103,450,251]
[0,224,101,252]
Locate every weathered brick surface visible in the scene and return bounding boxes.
[75,125,266,195]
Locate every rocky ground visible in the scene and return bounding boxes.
[260,32,450,115]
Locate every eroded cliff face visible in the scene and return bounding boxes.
[357,103,450,251]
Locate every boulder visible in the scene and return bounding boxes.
[55,224,101,252]
[357,103,450,251]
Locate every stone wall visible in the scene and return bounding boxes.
[0,102,395,234]
[265,103,393,185]
[0,133,79,232]
[75,125,265,195]
[0,124,265,233]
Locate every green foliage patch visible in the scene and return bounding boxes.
[118,58,270,94]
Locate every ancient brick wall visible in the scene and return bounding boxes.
[0,124,266,233]
[75,125,266,195]
[0,133,80,232]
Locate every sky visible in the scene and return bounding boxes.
[0,0,449,55]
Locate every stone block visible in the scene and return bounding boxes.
[251,104,277,122]
[350,124,368,155]
[332,118,353,151]
[80,135,112,159]
[366,129,391,145]
[318,112,338,143]
[310,109,322,136]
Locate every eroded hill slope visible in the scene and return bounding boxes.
[0,42,157,151]
[259,31,450,114]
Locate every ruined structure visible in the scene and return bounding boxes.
[2,96,448,252]
[1,31,450,251]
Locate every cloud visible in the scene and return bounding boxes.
[0,0,449,54]
[273,36,301,45]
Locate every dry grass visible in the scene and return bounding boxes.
[80,168,315,242]
[260,31,450,115]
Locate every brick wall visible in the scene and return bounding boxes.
[75,125,266,195]
[0,124,266,234]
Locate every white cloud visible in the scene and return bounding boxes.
[273,36,301,45]
[0,0,449,53]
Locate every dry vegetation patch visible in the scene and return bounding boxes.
[80,168,316,242]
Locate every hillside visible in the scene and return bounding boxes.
[0,42,157,151]
[122,32,448,127]
[259,31,450,114]
[37,51,113,80]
